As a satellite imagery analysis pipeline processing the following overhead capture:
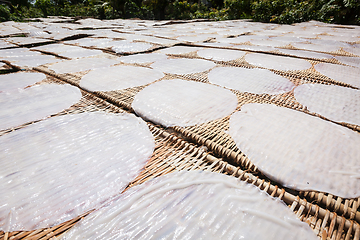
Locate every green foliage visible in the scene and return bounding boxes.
[167,0,199,19]
[0,5,22,21]
[224,0,251,19]
[0,5,12,21]
[1,0,359,25]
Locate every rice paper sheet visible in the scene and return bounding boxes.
[208,67,295,95]
[132,79,238,127]
[111,41,152,54]
[278,49,333,60]
[197,48,246,61]
[334,56,360,68]
[158,46,202,55]
[80,65,164,92]
[245,53,312,71]
[48,57,119,74]
[0,72,46,92]
[0,112,155,231]
[62,171,318,240]
[229,103,360,198]
[119,53,168,64]
[314,63,360,88]
[0,83,82,130]
[294,84,360,126]
[151,58,215,75]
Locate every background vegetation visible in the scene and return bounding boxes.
[1,0,359,25]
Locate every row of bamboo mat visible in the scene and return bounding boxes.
[31,41,360,226]
[33,54,360,225]
[0,74,358,240]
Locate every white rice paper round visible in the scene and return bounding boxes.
[132,79,238,127]
[314,63,360,88]
[151,58,215,75]
[245,53,312,71]
[0,112,155,232]
[80,65,164,92]
[294,84,360,126]
[0,72,46,92]
[0,84,82,130]
[208,67,295,94]
[61,171,318,240]
[229,103,360,198]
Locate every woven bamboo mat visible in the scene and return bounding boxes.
[32,63,360,227]
[159,50,358,89]
[0,74,359,239]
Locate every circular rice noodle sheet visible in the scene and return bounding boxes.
[0,84,82,130]
[66,38,113,48]
[0,72,46,92]
[249,39,287,48]
[11,55,59,68]
[314,63,360,88]
[294,84,360,126]
[208,67,295,95]
[151,58,215,75]
[335,56,360,68]
[132,79,238,127]
[33,44,103,59]
[291,42,340,52]
[158,46,202,55]
[49,57,119,74]
[229,103,360,198]
[111,41,152,54]
[176,35,211,43]
[343,47,360,56]
[197,48,246,61]
[0,112,154,232]
[235,45,275,52]
[59,48,103,59]
[119,53,168,64]
[61,171,318,240]
[80,65,164,92]
[278,49,333,60]
[245,53,312,71]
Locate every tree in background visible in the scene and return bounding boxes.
[0,0,359,25]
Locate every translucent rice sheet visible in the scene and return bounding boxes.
[291,42,341,53]
[0,84,82,130]
[278,49,333,60]
[0,40,17,49]
[229,103,360,198]
[294,84,360,126]
[62,171,318,240]
[0,112,155,231]
[80,65,164,92]
[32,44,103,59]
[208,67,295,95]
[343,47,360,56]
[314,63,360,88]
[111,41,152,54]
[335,56,360,68]
[132,79,238,127]
[0,72,46,92]
[245,53,312,71]
[158,46,202,55]
[151,58,215,75]
[5,37,52,45]
[119,53,168,64]
[48,57,119,74]
[197,48,246,61]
